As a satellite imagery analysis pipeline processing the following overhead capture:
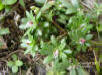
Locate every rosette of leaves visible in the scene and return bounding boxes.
[20,6,58,57]
[40,35,72,72]
[67,11,93,52]
[7,54,23,73]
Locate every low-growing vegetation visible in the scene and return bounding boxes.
[0,0,102,75]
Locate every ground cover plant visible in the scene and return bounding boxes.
[0,0,102,75]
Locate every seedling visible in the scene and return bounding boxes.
[7,54,23,73]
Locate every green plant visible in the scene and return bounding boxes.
[7,54,23,73]
[40,36,72,71]
[19,0,95,74]
[89,3,102,75]
[20,9,57,57]
[67,11,93,52]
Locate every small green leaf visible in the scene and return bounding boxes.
[24,48,31,54]
[12,66,18,73]
[2,0,17,5]
[86,34,93,40]
[26,11,31,19]
[36,11,41,20]
[19,0,25,8]
[77,67,89,75]
[5,6,11,12]
[31,50,36,58]
[35,0,46,4]
[7,61,14,67]
[43,55,53,64]
[0,1,4,11]
[43,22,49,27]
[95,57,100,74]
[60,0,72,8]
[97,24,102,31]
[26,11,34,21]
[51,35,57,45]
[59,39,66,50]
[11,54,18,61]
[64,49,72,54]
[66,8,77,14]
[85,43,91,47]
[37,29,42,36]
[70,68,77,75]
[0,28,10,35]
[61,53,67,60]
[70,0,79,8]
[21,18,28,24]
[100,54,102,62]
[15,60,23,67]
[41,1,55,12]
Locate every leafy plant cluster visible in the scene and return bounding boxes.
[7,54,23,73]
[18,0,101,74]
